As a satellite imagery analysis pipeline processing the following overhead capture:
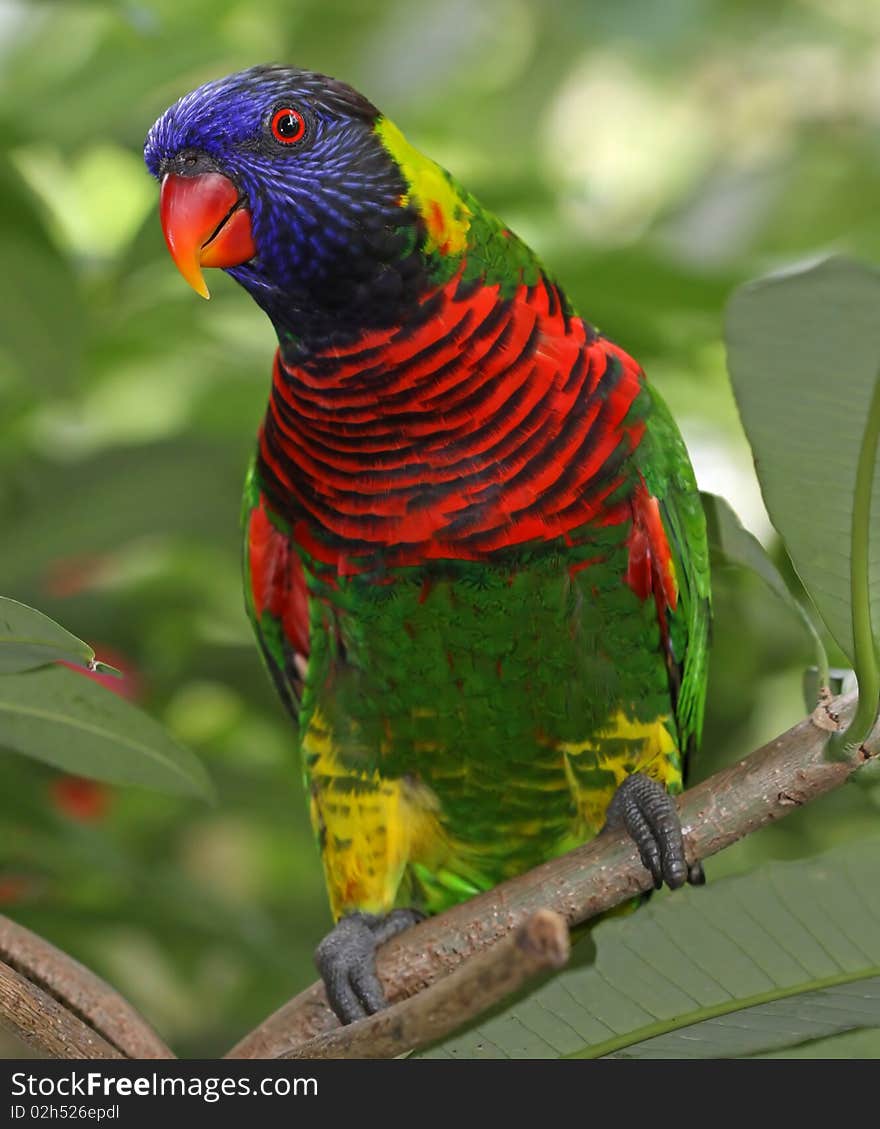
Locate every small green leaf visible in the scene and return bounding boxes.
[702,492,829,685]
[725,256,880,746]
[421,837,880,1059]
[0,596,95,673]
[0,664,212,800]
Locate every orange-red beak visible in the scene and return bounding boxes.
[159,172,256,299]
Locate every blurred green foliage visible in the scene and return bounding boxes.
[2,0,880,1056]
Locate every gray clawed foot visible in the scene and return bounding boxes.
[315,907,424,1024]
[602,773,703,891]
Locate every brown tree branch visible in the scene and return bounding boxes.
[1,690,874,1060]
[283,909,569,1060]
[0,915,174,1058]
[228,689,877,1060]
[0,961,122,1058]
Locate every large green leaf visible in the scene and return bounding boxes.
[0,596,108,674]
[702,491,828,680]
[756,1027,880,1058]
[0,664,212,799]
[725,256,880,675]
[421,838,880,1059]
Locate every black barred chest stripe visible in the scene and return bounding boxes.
[285,309,480,403]
[261,341,626,495]
[288,288,469,382]
[266,343,550,481]
[274,299,515,413]
[254,269,643,551]
[267,315,531,450]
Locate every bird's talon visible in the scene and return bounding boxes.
[603,773,701,893]
[315,907,423,1024]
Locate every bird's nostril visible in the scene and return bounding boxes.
[169,149,221,178]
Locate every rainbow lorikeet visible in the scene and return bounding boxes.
[145,65,710,1023]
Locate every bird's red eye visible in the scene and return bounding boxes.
[271,107,307,145]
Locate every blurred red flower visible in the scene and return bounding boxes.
[44,554,111,598]
[49,776,111,823]
[0,876,32,906]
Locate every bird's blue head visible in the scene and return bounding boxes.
[144,65,436,349]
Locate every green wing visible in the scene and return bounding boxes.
[636,384,712,762]
[241,458,307,730]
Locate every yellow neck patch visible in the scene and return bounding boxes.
[376,117,472,257]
